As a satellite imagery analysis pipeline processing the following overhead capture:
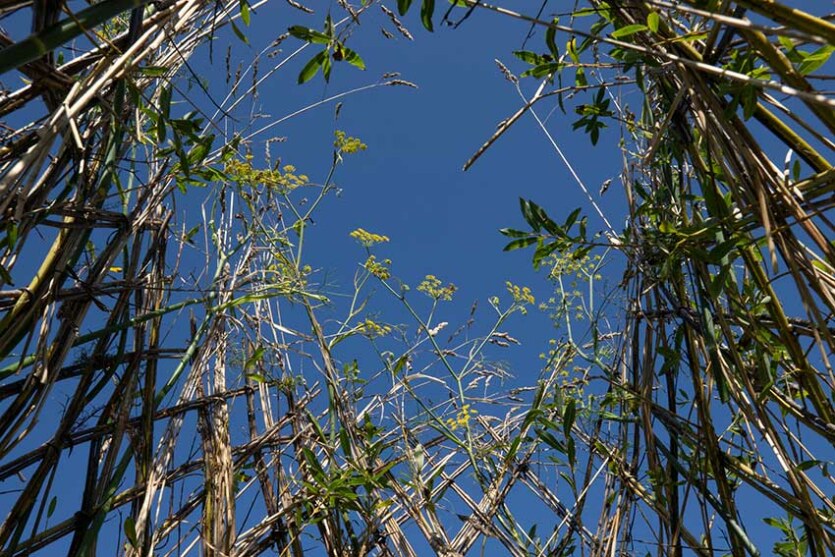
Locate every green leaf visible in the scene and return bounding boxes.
[499,228,532,238]
[298,50,327,84]
[611,24,648,39]
[139,66,168,77]
[124,517,138,548]
[244,346,265,372]
[533,240,559,269]
[566,38,579,63]
[562,400,576,437]
[397,0,413,16]
[564,207,582,230]
[187,137,213,166]
[707,239,737,264]
[670,31,707,43]
[513,50,547,65]
[575,66,587,87]
[520,198,552,232]
[797,44,834,75]
[159,85,172,122]
[520,198,537,229]
[322,51,332,82]
[646,12,659,33]
[239,0,250,26]
[505,436,522,464]
[521,62,562,79]
[566,436,576,468]
[341,46,365,70]
[796,459,821,471]
[325,13,334,37]
[288,26,331,44]
[47,496,57,518]
[301,447,326,481]
[420,0,435,32]
[503,237,538,252]
[230,20,249,44]
[546,20,559,58]
[573,7,598,17]
[392,354,409,375]
[7,223,17,250]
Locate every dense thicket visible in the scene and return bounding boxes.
[0,1,832,556]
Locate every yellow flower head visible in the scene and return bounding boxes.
[350,228,390,247]
[334,130,367,154]
[417,275,456,301]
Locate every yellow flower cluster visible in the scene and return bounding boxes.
[334,130,367,154]
[549,253,603,281]
[357,318,391,338]
[363,255,391,280]
[506,281,535,313]
[417,275,456,301]
[225,158,308,193]
[350,228,390,247]
[446,404,477,431]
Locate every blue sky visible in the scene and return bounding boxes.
[211,2,629,361]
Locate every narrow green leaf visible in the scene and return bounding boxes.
[575,66,587,87]
[566,38,579,63]
[521,62,562,79]
[546,20,559,58]
[244,346,265,372]
[499,228,531,238]
[562,400,576,437]
[513,50,547,65]
[611,24,648,39]
[47,496,57,518]
[503,237,538,252]
[520,198,536,229]
[342,46,365,70]
[288,26,331,44]
[397,0,413,16]
[7,224,17,250]
[573,7,597,17]
[124,517,138,548]
[139,66,168,77]
[564,207,582,230]
[240,0,250,26]
[670,31,708,43]
[230,20,249,44]
[505,436,522,464]
[420,0,435,32]
[298,50,327,84]
[159,85,172,121]
[647,12,659,33]
[392,354,408,375]
[797,44,834,75]
[301,447,326,480]
[796,460,821,471]
[322,51,332,82]
[533,240,559,269]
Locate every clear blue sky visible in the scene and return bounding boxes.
[210,2,629,364]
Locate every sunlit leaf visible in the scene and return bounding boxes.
[647,12,659,33]
[298,50,327,84]
[611,24,648,39]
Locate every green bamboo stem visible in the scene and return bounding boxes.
[733,0,835,45]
